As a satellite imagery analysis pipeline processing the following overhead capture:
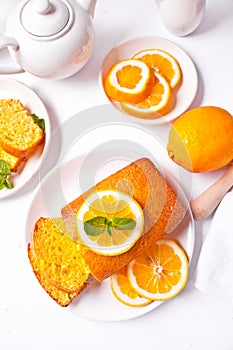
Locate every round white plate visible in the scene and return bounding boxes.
[25,105,195,321]
[0,77,51,199]
[100,35,198,125]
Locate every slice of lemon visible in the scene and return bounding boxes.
[76,190,144,256]
[133,48,182,89]
[121,71,172,119]
[103,59,155,103]
[127,238,188,300]
[110,266,152,307]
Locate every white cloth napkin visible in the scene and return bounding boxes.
[192,190,233,316]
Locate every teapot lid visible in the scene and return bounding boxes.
[21,0,72,37]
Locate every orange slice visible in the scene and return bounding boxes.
[76,190,144,256]
[110,266,152,307]
[127,238,188,300]
[121,71,172,119]
[133,49,182,89]
[103,59,155,103]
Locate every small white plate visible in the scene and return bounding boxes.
[0,78,51,199]
[100,36,198,125]
[25,108,195,321]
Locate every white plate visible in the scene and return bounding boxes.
[0,78,51,199]
[25,106,195,321]
[100,35,198,125]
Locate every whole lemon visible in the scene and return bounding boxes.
[167,106,233,172]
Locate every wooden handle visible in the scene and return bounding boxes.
[191,163,233,220]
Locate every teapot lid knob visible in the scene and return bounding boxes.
[21,0,72,37]
[34,0,52,14]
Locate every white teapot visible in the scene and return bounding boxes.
[0,0,96,79]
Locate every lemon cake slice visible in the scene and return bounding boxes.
[0,146,23,171]
[28,245,79,307]
[28,217,90,305]
[0,99,45,158]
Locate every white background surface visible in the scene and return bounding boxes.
[0,0,233,349]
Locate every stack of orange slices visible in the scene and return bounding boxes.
[110,238,189,307]
[104,48,182,119]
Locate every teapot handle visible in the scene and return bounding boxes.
[0,36,24,74]
[79,0,97,17]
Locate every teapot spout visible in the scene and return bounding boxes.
[79,0,97,17]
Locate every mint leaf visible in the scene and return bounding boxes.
[83,216,137,237]
[84,216,108,236]
[107,222,112,237]
[112,217,136,230]
[0,178,5,190]
[31,113,45,131]
[0,160,13,190]
[0,177,12,190]
[0,159,11,176]
[4,178,13,189]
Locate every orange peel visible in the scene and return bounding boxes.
[103,59,155,103]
